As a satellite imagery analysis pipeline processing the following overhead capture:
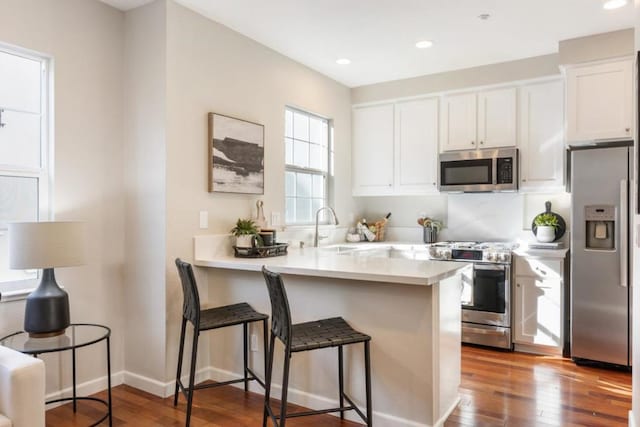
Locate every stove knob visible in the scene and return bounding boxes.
[486,252,495,262]
[499,253,509,263]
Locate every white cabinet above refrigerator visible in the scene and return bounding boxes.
[565,57,634,145]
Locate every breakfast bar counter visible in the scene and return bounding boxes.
[193,236,469,427]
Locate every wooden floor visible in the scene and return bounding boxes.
[47,345,631,426]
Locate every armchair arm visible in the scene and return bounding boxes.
[0,346,45,427]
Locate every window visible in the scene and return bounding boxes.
[284,107,332,224]
[0,45,51,290]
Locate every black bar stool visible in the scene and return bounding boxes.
[174,258,269,427]
[261,266,372,427]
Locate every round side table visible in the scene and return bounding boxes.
[0,323,112,427]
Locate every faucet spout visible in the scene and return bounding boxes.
[314,206,339,247]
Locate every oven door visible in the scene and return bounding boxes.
[461,263,510,327]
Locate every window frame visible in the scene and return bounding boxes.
[284,106,333,226]
[0,43,53,300]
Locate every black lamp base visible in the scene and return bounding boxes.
[24,268,70,337]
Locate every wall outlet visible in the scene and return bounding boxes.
[271,212,281,227]
[251,334,258,352]
[199,211,208,229]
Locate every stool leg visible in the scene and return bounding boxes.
[263,332,276,427]
[186,329,199,427]
[279,349,292,427]
[262,319,268,387]
[174,317,187,406]
[365,340,372,427]
[243,322,249,392]
[338,345,344,419]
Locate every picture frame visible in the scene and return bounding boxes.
[208,112,264,194]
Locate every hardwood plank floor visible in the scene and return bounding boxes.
[46,345,631,426]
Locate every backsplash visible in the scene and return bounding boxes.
[359,192,571,245]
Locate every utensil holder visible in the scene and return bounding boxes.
[423,227,438,243]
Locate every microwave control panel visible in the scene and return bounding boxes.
[496,157,513,184]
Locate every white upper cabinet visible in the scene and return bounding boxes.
[440,93,477,152]
[441,88,517,152]
[519,80,564,192]
[478,87,517,149]
[352,104,395,196]
[566,58,633,144]
[395,98,439,194]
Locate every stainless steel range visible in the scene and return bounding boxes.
[429,241,515,349]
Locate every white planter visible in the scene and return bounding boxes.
[235,234,255,248]
[536,226,556,243]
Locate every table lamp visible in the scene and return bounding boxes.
[8,221,86,337]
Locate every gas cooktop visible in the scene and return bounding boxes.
[428,241,518,264]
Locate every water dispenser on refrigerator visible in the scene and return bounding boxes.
[584,205,615,250]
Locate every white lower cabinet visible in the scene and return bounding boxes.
[513,255,564,354]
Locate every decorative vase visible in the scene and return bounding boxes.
[235,235,255,248]
[423,227,438,244]
[536,226,555,243]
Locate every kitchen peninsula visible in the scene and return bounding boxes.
[194,237,470,427]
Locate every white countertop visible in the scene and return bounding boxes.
[194,240,470,286]
[513,247,569,259]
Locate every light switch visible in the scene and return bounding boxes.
[271,212,281,227]
[199,211,208,229]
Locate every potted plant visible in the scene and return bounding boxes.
[418,217,443,244]
[230,219,260,248]
[533,213,559,243]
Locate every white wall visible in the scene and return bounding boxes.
[0,0,125,393]
[123,0,168,390]
[163,0,355,382]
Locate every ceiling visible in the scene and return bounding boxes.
[102,0,635,88]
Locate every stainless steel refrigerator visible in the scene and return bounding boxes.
[570,142,632,367]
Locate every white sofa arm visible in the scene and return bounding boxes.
[0,345,45,427]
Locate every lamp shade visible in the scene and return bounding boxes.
[8,221,87,269]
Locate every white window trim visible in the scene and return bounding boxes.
[284,106,334,226]
[0,43,53,301]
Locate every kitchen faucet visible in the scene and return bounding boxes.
[314,206,339,247]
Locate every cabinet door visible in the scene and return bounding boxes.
[395,98,439,194]
[519,80,564,191]
[440,93,477,152]
[566,58,633,143]
[514,277,562,348]
[352,104,395,196]
[477,87,517,149]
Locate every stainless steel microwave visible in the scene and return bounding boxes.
[438,148,518,192]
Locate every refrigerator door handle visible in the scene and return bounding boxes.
[620,179,628,288]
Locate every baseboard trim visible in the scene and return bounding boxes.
[208,366,443,427]
[57,365,455,427]
[45,371,125,408]
[433,396,461,427]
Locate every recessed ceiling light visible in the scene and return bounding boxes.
[415,40,433,49]
[603,0,627,9]
[336,58,351,65]
[478,13,491,20]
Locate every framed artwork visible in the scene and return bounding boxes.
[208,112,264,194]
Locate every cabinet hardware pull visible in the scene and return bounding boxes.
[626,128,631,133]
[0,109,5,128]
[535,267,547,275]
[516,283,520,287]
[471,141,475,145]
[480,141,484,145]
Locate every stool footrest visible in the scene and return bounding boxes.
[276,405,355,419]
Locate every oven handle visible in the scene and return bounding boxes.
[463,326,508,336]
[473,263,508,271]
